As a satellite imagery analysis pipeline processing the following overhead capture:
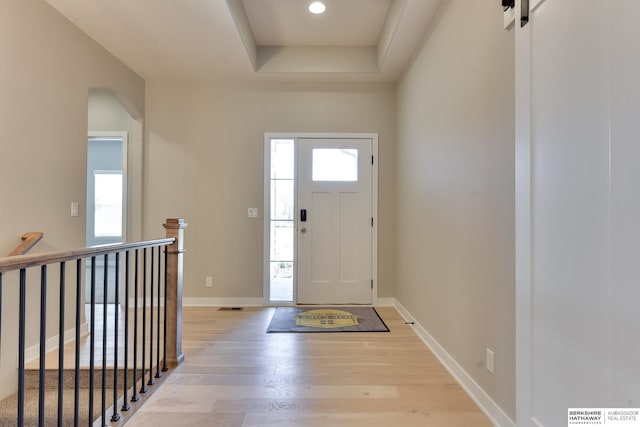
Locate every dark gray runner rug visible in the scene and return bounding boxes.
[267,307,389,333]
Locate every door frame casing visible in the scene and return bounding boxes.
[263,132,379,306]
[87,131,129,245]
[86,131,128,304]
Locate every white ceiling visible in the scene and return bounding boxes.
[44,0,442,82]
[242,0,391,46]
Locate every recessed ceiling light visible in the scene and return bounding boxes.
[309,1,327,14]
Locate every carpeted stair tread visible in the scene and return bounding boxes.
[0,367,163,426]
[0,387,114,427]
[24,367,147,390]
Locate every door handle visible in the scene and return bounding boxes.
[300,227,307,234]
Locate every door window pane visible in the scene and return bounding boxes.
[312,149,358,181]
[271,139,294,179]
[94,171,123,237]
[270,221,294,261]
[270,261,293,301]
[271,180,294,220]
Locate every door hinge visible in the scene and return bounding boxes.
[371,279,374,289]
[371,155,374,165]
[371,217,374,227]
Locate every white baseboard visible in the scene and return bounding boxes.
[183,297,265,308]
[374,297,395,307]
[128,297,165,307]
[25,322,89,364]
[393,299,515,427]
[181,297,397,308]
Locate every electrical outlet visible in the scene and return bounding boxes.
[205,276,213,288]
[70,202,79,217]
[486,348,495,374]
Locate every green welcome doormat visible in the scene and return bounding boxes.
[266,307,390,333]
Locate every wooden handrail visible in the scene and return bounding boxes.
[0,238,175,273]
[8,232,44,257]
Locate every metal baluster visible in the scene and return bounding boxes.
[74,260,81,427]
[0,276,9,417]
[101,254,108,426]
[148,248,155,387]
[155,246,162,379]
[89,257,96,426]
[140,248,148,394]
[121,251,131,411]
[58,262,66,427]
[131,250,140,403]
[162,248,168,372]
[39,266,47,427]
[0,272,3,365]
[111,252,121,422]
[18,269,26,426]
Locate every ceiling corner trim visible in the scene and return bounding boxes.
[376,0,408,70]
[226,0,258,71]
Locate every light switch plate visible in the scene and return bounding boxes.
[486,348,495,374]
[248,208,258,218]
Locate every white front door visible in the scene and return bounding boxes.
[297,138,373,304]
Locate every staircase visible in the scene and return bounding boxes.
[0,218,188,427]
[0,305,169,426]
[0,367,131,426]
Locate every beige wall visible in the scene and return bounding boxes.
[0,0,144,399]
[0,1,144,253]
[144,81,397,300]
[396,0,515,419]
[88,88,132,132]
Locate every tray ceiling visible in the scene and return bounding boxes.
[44,0,442,82]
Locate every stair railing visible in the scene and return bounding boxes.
[0,218,187,426]
[8,232,44,256]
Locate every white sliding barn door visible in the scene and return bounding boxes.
[516,1,640,425]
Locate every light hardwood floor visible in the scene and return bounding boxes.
[125,306,492,427]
